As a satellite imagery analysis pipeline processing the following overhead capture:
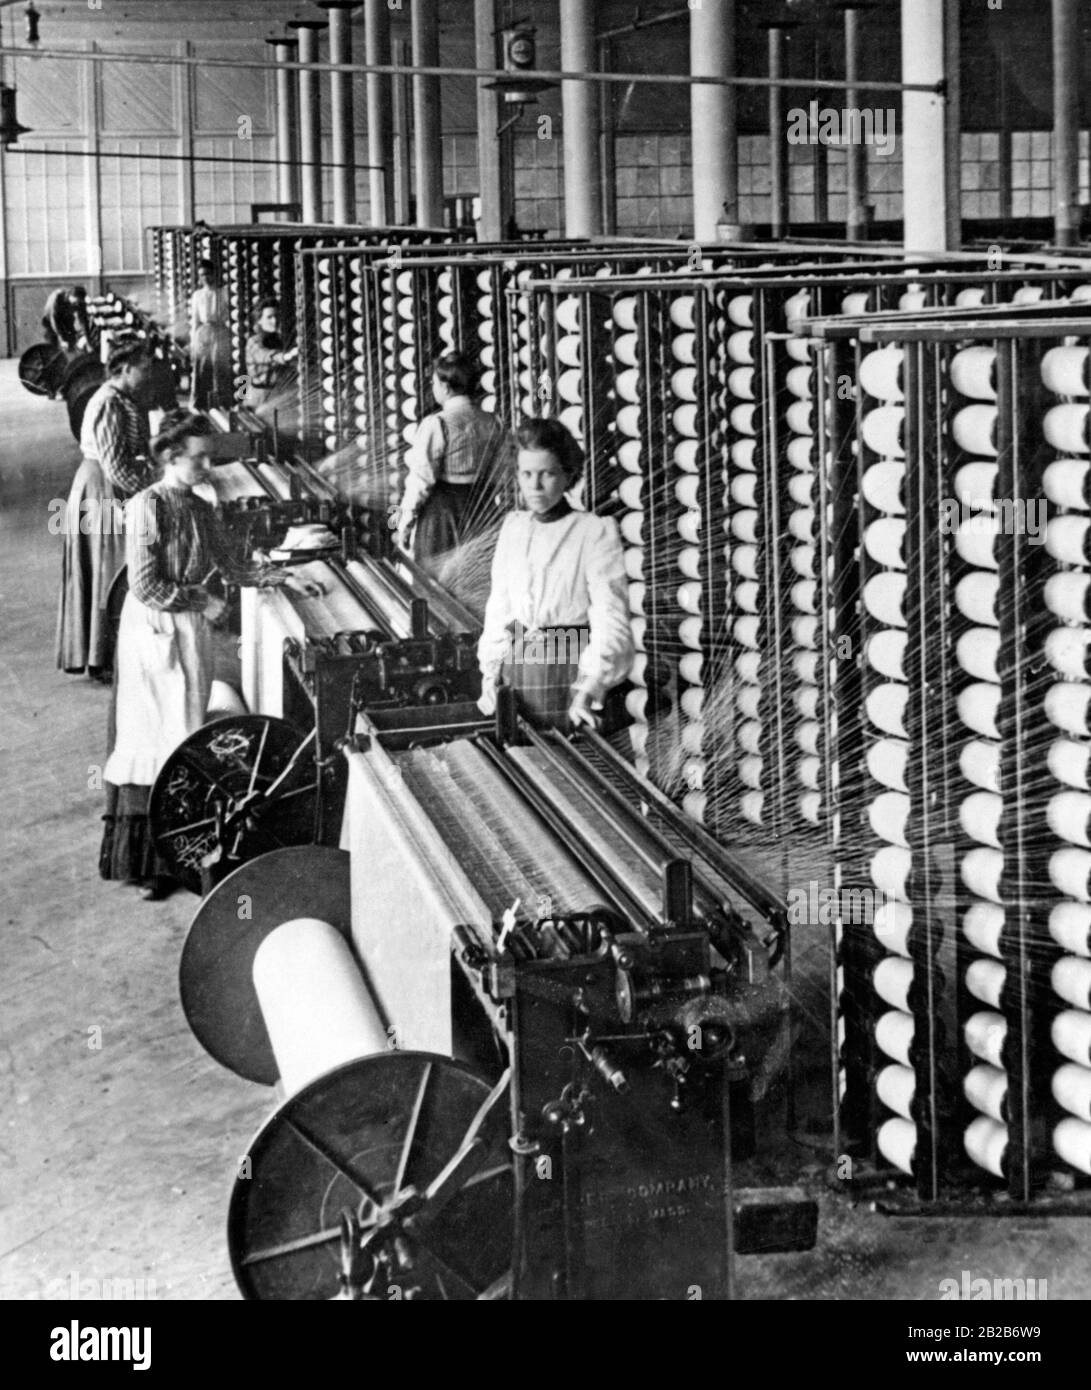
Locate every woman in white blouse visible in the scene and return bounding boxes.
[477,417,635,730]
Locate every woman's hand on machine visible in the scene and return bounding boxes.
[567,688,600,732]
[282,573,325,599]
[201,590,228,624]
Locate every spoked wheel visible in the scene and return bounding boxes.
[229,1054,514,1301]
[149,715,319,895]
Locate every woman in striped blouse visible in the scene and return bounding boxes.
[100,410,319,898]
[56,337,154,677]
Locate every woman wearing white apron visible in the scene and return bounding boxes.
[476,417,634,731]
[101,411,319,898]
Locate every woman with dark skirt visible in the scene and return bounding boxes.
[188,259,231,410]
[476,417,634,731]
[56,338,152,677]
[99,410,320,899]
[396,351,511,569]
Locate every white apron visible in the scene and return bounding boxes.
[104,594,214,788]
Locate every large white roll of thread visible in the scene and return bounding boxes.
[950,346,997,402]
[786,335,813,365]
[784,364,810,401]
[1045,572,1090,624]
[788,473,815,509]
[679,615,703,650]
[1052,954,1091,1010]
[1042,345,1091,397]
[791,580,817,615]
[1047,515,1089,566]
[871,844,911,900]
[737,683,762,720]
[875,900,913,958]
[955,572,999,626]
[675,439,700,473]
[739,756,763,790]
[868,738,910,793]
[798,757,821,791]
[867,682,909,738]
[1049,738,1091,791]
[671,333,696,366]
[966,957,1006,1010]
[862,461,905,514]
[1054,1117,1091,1174]
[841,291,870,317]
[960,739,1000,793]
[1045,682,1091,736]
[1052,1008,1091,1065]
[671,367,698,403]
[874,958,914,1013]
[964,1115,1008,1178]
[618,475,643,510]
[1053,1064,1091,1122]
[877,1117,916,1175]
[681,721,705,755]
[616,403,642,439]
[670,296,696,330]
[733,545,759,581]
[1044,404,1090,454]
[558,405,583,437]
[786,400,815,437]
[1050,847,1091,902]
[870,791,910,847]
[859,346,904,402]
[741,791,764,825]
[677,510,701,544]
[620,513,644,549]
[733,438,758,471]
[786,436,814,471]
[867,630,907,681]
[1043,457,1089,510]
[612,331,638,368]
[958,682,1001,739]
[1050,901,1091,958]
[683,758,706,791]
[735,651,761,684]
[680,688,704,723]
[955,286,987,308]
[558,368,585,404]
[876,1010,914,1066]
[952,461,998,509]
[675,475,700,509]
[737,721,762,756]
[611,296,637,331]
[861,406,905,457]
[732,403,758,436]
[963,902,1004,958]
[965,1010,1007,1068]
[628,582,645,616]
[736,581,760,617]
[618,439,643,476]
[790,545,815,580]
[961,847,1004,903]
[625,688,648,722]
[795,721,820,757]
[900,289,927,311]
[727,329,754,364]
[965,1064,1008,1123]
[678,581,703,616]
[956,628,1000,683]
[252,918,388,1099]
[864,518,907,569]
[877,1065,916,1121]
[728,294,753,328]
[961,792,1003,849]
[731,508,759,544]
[863,572,907,627]
[677,547,702,582]
[792,616,819,649]
[794,650,820,684]
[731,474,757,508]
[624,549,644,582]
[1047,628,1091,680]
[952,404,998,457]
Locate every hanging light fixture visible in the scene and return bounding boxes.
[25,3,40,47]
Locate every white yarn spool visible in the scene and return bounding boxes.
[867,682,909,738]
[252,919,388,1098]
[952,461,999,509]
[871,845,911,900]
[1047,515,1089,566]
[1043,458,1089,510]
[961,847,1004,903]
[738,720,763,755]
[737,683,762,719]
[678,547,702,581]
[735,581,760,615]
[683,757,706,791]
[863,572,907,627]
[792,616,819,649]
[950,346,997,402]
[735,651,760,683]
[788,473,814,508]
[555,298,581,332]
[1050,847,1091,902]
[900,289,927,311]
[739,756,763,789]
[787,436,814,471]
[625,688,648,721]
[727,329,754,364]
[964,1115,1008,1178]
[741,791,764,825]
[798,756,821,790]
[558,405,583,437]
[790,545,815,580]
[680,652,704,684]
[864,518,906,569]
[791,580,817,615]
[675,439,700,473]
[683,791,706,824]
[965,1010,1007,1068]
[681,720,705,755]
[964,1065,1008,1123]
[672,367,698,402]
[629,653,648,687]
[877,1117,916,1175]
[728,294,753,328]
[1013,284,1044,305]
[800,795,825,825]
[1042,346,1090,397]
[730,366,757,401]
[1053,1064,1091,1122]
[867,738,910,793]
[874,900,913,957]
[957,682,1001,739]
[620,513,644,549]
[669,295,696,330]
[861,406,905,458]
[788,509,814,545]
[734,616,760,649]
[784,364,811,401]
[963,902,1004,958]
[733,544,759,581]
[858,347,905,403]
[613,331,638,367]
[1072,284,1091,304]
[876,1010,914,1066]
[557,368,584,404]
[794,651,819,684]
[784,289,811,326]
[732,438,758,470]
[624,549,644,582]
[955,286,987,308]
[867,630,907,681]
[675,475,700,509]
[731,403,757,436]
[731,474,757,508]
[678,580,703,615]
[1052,1009,1091,1065]
[1044,404,1090,454]
[628,582,645,616]
[618,439,643,475]
[874,958,914,1013]
[679,615,703,649]
[786,400,815,437]
[795,721,820,756]
[966,957,1006,1009]
[1048,738,1091,791]
[555,335,581,369]
[616,403,642,438]
[618,475,643,509]
[956,628,1000,683]
[1045,681,1091,736]
[841,291,870,316]
[671,333,696,365]
[954,572,999,627]
[1052,955,1091,1010]
[870,791,910,847]
[786,336,812,365]
[862,461,905,515]
[680,688,704,720]
[952,404,998,456]
[677,509,701,543]
[877,1065,916,1121]
[1044,573,1090,625]
[612,296,637,331]
[614,367,641,404]
[960,738,1000,793]
[1054,1117,1091,1175]
[1046,628,1091,680]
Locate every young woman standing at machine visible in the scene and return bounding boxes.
[100,411,319,898]
[188,259,231,410]
[56,338,154,677]
[476,417,634,730]
[396,351,511,568]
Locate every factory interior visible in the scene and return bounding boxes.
[3,0,1091,1313]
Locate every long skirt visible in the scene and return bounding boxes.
[413,481,473,568]
[190,324,232,411]
[501,622,632,733]
[55,457,123,674]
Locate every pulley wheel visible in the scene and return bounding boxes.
[180,846,351,1085]
[149,715,319,896]
[19,342,67,397]
[228,1053,514,1301]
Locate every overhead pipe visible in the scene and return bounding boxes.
[691,0,738,241]
[1052,0,1081,248]
[839,3,870,240]
[474,0,505,242]
[364,0,394,227]
[561,0,602,237]
[288,19,326,223]
[411,0,443,228]
[318,1,362,225]
[265,36,300,212]
[901,0,949,253]
[761,18,797,241]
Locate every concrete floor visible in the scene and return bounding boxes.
[0,359,1088,1301]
